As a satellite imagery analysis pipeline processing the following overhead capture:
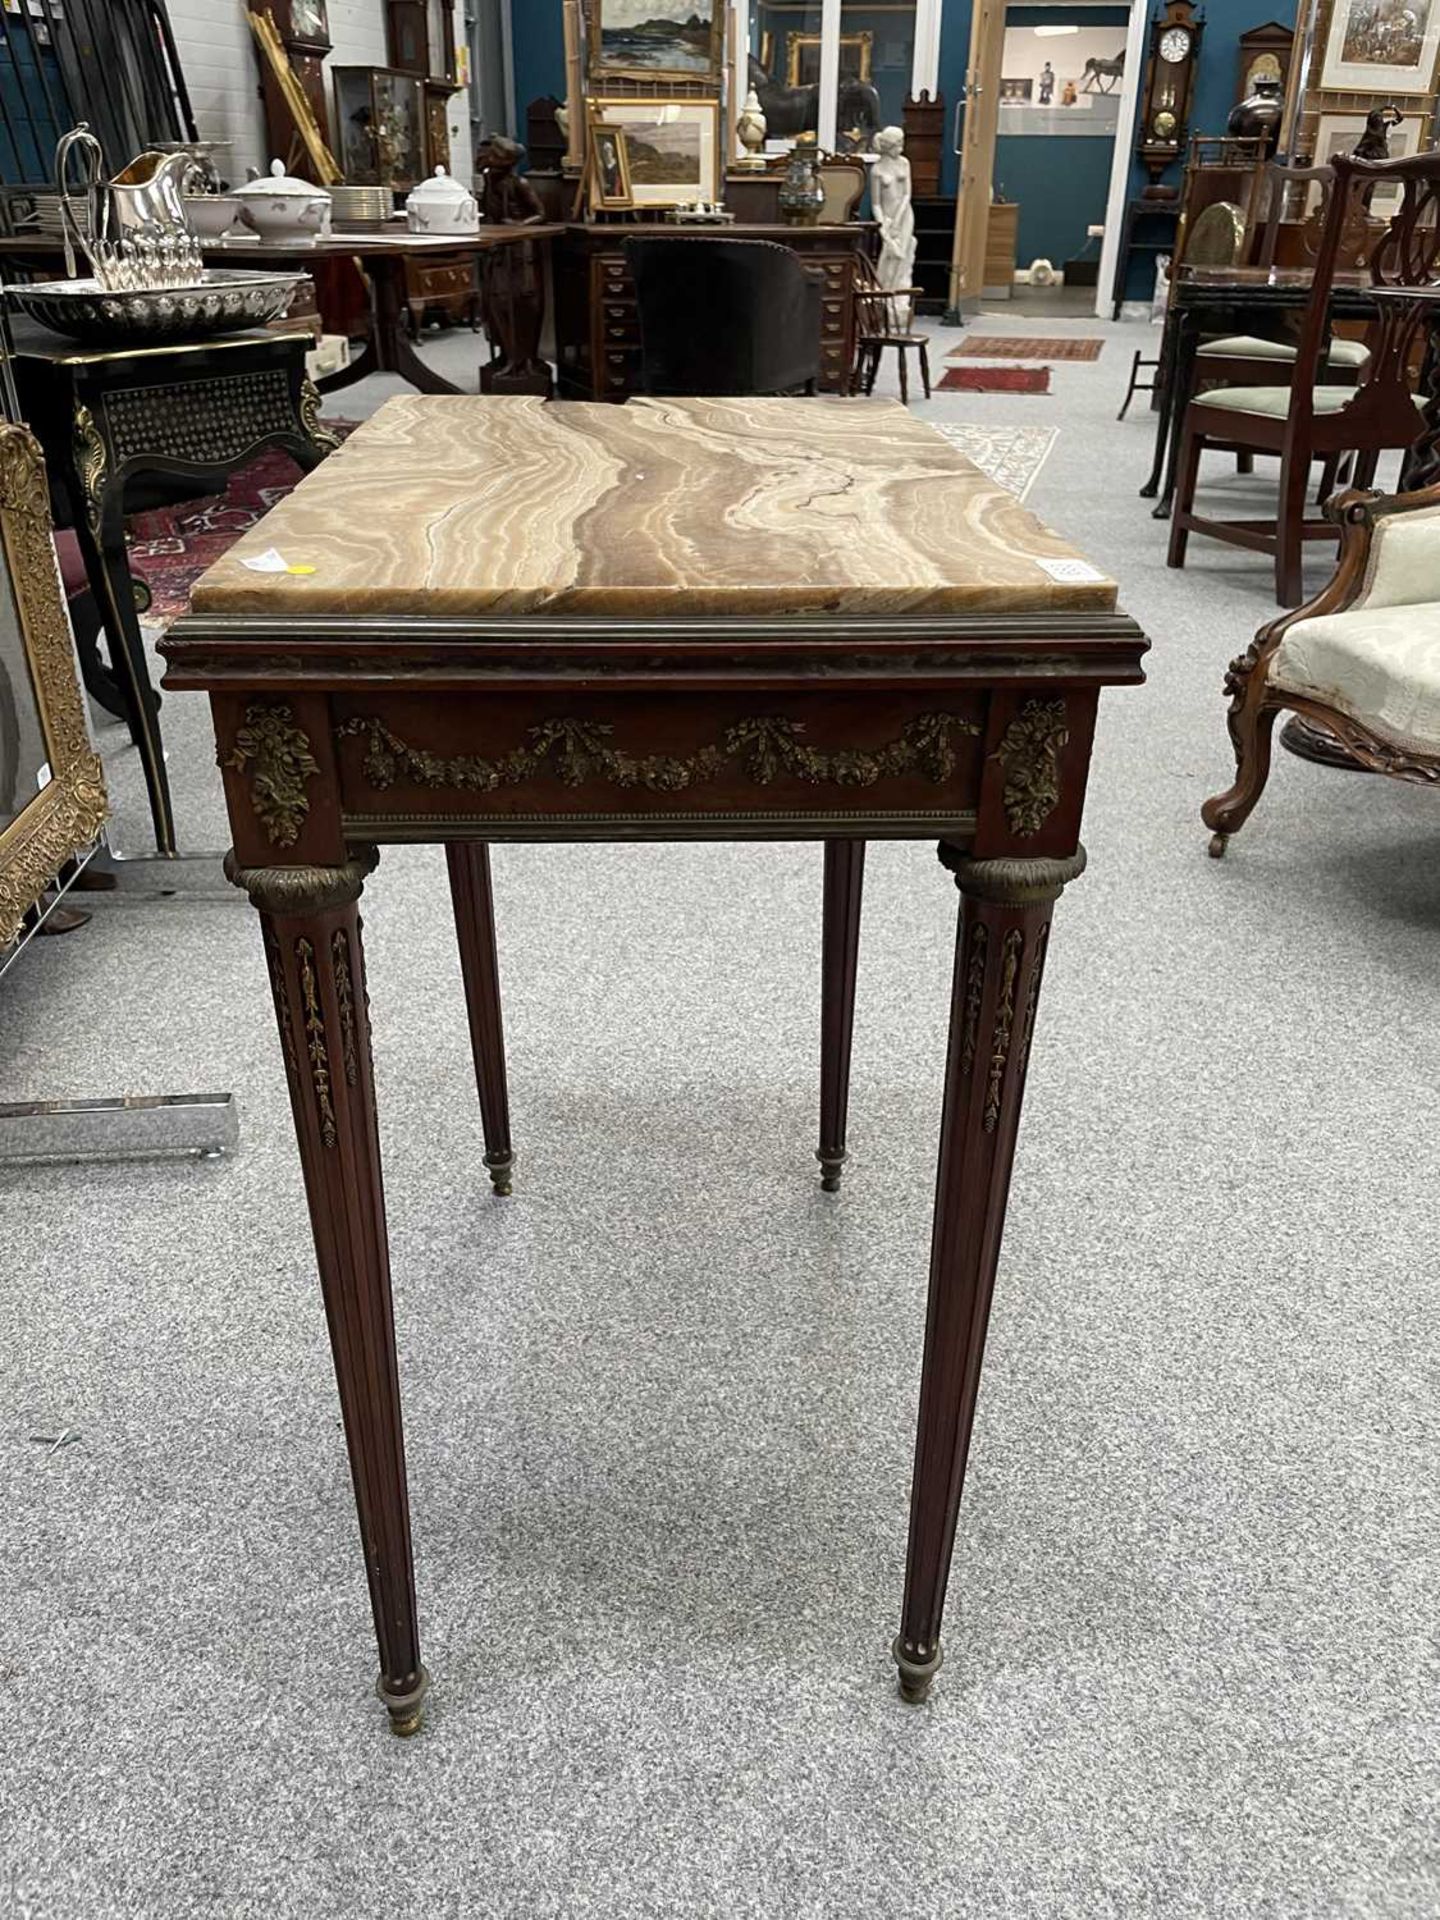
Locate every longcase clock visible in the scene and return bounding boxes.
[386,0,460,173]
[1136,0,1204,198]
[261,0,334,183]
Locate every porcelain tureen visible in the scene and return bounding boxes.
[405,166,479,236]
[233,160,332,243]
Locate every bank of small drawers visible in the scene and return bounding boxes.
[818,255,851,385]
[591,254,642,393]
[587,247,856,398]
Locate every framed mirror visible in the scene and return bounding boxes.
[0,423,107,949]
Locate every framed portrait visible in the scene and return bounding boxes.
[587,0,724,83]
[586,97,721,206]
[1319,0,1440,95]
[589,120,634,210]
[0,424,107,952]
[1000,76,1034,102]
[1314,109,1427,209]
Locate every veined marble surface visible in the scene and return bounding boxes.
[191,395,1117,619]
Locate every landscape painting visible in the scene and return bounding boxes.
[588,98,720,204]
[1319,0,1440,93]
[591,0,723,80]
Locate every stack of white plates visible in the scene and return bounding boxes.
[28,192,93,239]
[328,184,395,227]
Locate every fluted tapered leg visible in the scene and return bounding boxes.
[817,838,865,1191]
[893,844,1085,1704]
[446,842,514,1195]
[228,848,427,1737]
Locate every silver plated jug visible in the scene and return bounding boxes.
[55,124,204,292]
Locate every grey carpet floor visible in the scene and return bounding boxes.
[1,323,1436,1919]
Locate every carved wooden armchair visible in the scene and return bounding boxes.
[1203,478,1440,855]
[1168,153,1440,605]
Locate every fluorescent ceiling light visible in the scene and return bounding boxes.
[1034,23,1081,34]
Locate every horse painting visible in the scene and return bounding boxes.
[747,54,882,151]
[1081,52,1125,93]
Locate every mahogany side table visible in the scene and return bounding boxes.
[161,394,1147,1736]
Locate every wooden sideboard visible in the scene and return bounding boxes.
[554,222,872,401]
[400,247,482,334]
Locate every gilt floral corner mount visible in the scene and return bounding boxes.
[991,698,1070,837]
[225,701,321,848]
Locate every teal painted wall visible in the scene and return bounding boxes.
[511,3,566,137]
[994,133,1113,270]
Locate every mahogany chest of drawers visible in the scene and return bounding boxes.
[554,222,871,400]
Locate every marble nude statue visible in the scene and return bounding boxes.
[871,126,916,330]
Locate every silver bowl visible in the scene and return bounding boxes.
[5,269,306,345]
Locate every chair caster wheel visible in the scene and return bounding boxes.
[1207,832,1229,859]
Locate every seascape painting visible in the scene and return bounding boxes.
[593,0,721,78]
[1320,0,1440,93]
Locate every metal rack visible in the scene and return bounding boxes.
[0,0,196,220]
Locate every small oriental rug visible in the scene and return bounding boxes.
[128,422,358,626]
[950,335,1104,362]
[934,423,1057,502]
[938,364,1051,395]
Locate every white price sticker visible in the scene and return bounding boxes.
[1035,556,1107,584]
[240,546,315,577]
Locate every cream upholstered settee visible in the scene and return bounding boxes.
[1202,482,1440,856]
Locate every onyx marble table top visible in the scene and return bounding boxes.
[189,395,1118,621]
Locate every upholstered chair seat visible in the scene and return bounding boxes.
[1192,386,1424,421]
[1203,487,1440,856]
[1199,334,1371,369]
[1271,602,1440,753]
[1268,500,1440,753]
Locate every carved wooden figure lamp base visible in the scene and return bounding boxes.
[161,394,1146,1736]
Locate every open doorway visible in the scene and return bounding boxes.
[991,1,1129,311]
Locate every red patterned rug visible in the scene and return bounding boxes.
[950,335,1104,362]
[128,422,358,625]
[938,365,1051,394]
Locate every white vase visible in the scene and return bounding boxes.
[736,90,768,171]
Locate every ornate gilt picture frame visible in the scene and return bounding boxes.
[588,118,635,210]
[586,0,725,84]
[0,424,108,947]
[786,30,874,89]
